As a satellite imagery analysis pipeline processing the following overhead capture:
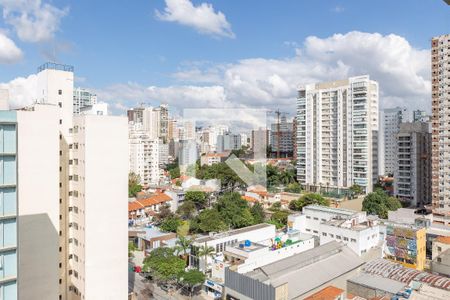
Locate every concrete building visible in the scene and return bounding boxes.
[270,115,294,158]
[288,205,380,256]
[394,122,432,208]
[129,130,160,186]
[127,105,168,140]
[200,152,228,166]
[224,241,364,300]
[297,75,379,193]
[251,128,269,157]
[80,102,108,116]
[380,222,426,270]
[380,107,412,175]
[217,132,242,152]
[189,224,276,272]
[431,34,450,213]
[1,62,128,300]
[347,273,407,299]
[413,109,430,122]
[73,87,97,115]
[431,248,450,277]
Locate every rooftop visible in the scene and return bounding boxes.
[304,286,344,300]
[363,259,450,291]
[436,236,450,245]
[194,223,274,244]
[37,62,74,73]
[245,241,364,298]
[304,205,358,217]
[348,273,406,294]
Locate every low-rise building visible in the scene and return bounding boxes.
[304,286,345,300]
[135,227,177,255]
[380,222,426,270]
[189,224,276,272]
[288,205,380,256]
[431,248,450,277]
[127,193,172,224]
[200,152,229,166]
[224,241,364,300]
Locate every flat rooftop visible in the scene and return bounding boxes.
[304,205,358,217]
[194,223,274,244]
[348,273,406,294]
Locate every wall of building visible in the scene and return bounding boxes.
[16,106,60,299]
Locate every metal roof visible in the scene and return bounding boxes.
[348,273,406,294]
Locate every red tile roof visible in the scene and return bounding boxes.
[128,193,171,212]
[242,195,258,203]
[137,193,171,207]
[304,286,344,300]
[436,236,450,245]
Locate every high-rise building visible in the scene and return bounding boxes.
[1,63,128,299]
[380,107,412,176]
[127,105,168,140]
[297,75,379,193]
[394,122,432,208]
[217,132,241,152]
[431,34,450,212]
[129,130,160,186]
[270,115,294,158]
[73,87,98,115]
[413,110,430,122]
[251,128,269,158]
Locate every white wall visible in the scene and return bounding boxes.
[17,105,60,299]
[78,115,128,300]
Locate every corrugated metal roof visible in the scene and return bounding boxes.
[363,259,450,290]
[348,273,406,294]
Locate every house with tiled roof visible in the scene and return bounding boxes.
[128,193,172,223]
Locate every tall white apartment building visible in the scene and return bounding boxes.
[431,34,450,213]
[73,88,97,115]
[380,107,412,176]
[127,105,168,140]
[0,63,128,300]
[394,122,432,208]
[297,76,379,193]
[129,130,160,186]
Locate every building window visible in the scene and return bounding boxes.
[322,232,327,236]
[330,234,334,238]
[336,235,341,240]
[438,246,442,252]
[343,237,349,241]
[351,238,356,243]
[58,90,62,95]
[306,216,311,219]
[438,257,442,263]
[313,230,318,234]
[313,217,318,220]
[59,119,62,125]
[58,102,62,108]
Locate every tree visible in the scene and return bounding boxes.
[250,202,265,224]
[177,201,196,219]
[289,193,330,211]
[175,236,192,260]
[154,204,173,222]
[143,247,185,281]
[179,269,205,293]
[176,220,190,237]
[169,166,180,179]
[350,184,364,195]
[185,191,207,207]
[215,192,253,228]
[198,245,215,272]
[192,209,227,233]
[269,210,289,229]
[284,182,302,194]
[269,201,282,211]
[160,216,182,232]
[128,241,138,258]
[362,189,401,219]
[128,172,142,197]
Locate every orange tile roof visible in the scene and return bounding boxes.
[436,236,450,245]
[304,286,344,300]
[242,195,258,203]
[128,201,144,212]
[137,193,171,207]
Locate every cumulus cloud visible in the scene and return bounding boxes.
[0,31,432,116]
[0,74,37,108]
[155,0,235,38]
[0,0,69,43]
[0,32,23,63]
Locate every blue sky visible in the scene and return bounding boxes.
[0,0,449,114]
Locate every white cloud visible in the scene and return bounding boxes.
[1,31,432,117]
[0,0,68,43]
[155,0,235,38]
[0,32,23,63]
[333,5,345,13]
[0,74,37,108]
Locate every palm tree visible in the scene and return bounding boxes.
[174,236,192,261]
[198,245,215,273]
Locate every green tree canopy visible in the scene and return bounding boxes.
[192,209,228,233]
[269,210,289,229]
[215,192,254,228]
[289,193,330,211]
[179,269,205,288]
[284,182,302,194]
[160,216,182,233]
[128,172,142,197]
[350,184,364,195]
[177,201,196,219]
[185,191,207,207]
[362,189,402,219]
[143,247,186,281]
[250,202,265,224]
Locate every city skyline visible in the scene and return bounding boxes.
[0,0,449,115]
